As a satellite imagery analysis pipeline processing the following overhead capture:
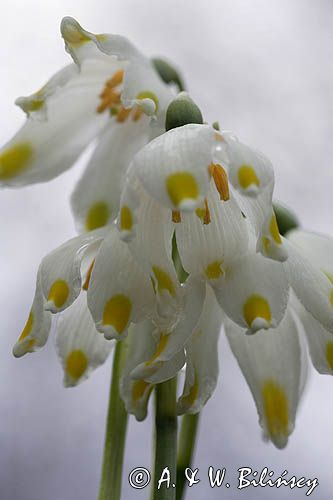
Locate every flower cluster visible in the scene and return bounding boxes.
[2,17,333,450]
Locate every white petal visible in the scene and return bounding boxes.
[225,308,307,449]
[231,180,287,262]
[120,321,155,421]
[71,118,150,232]
[0,61,113,186]
[41,229,106,313]
[214,252,289,333]
[287,229,333,278]
[87,226,155,340]
[130,275,206,380]
[12,268,52,358]
[216,133,274,196]
[56,292,113,387]
[215,134,287,261]
[177,286,223,414]
[61,17,173,115]
[283,238,333,333]
[120,320,185,421]
[120,58,173,114]
[60,17,120,65]
[257,205,288,262]
[295,298,333,375]
[130,124,217,211]
[231,181,273,235]
[15,64,78,120]
[117,170,143,241]
[126,191,181,320]
[175,184,249,282]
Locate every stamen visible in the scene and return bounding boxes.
[97,70,124,114]
[208,163,230,201]
[106,70,124,88]
[203,198,211,224]
[195,198,211,225]
[97,90,121,114]
[214,132,225,142]
[116,106,132,122]
[172,210,181,223]
[82,259,95,291]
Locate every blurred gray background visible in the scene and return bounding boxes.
[1,0,333,499]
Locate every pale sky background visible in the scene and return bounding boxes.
[1,1,333,499]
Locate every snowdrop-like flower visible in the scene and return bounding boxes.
[0,17,175,232]
[9,69,333,448]
[12,217,199,418]
[113,121,333,448]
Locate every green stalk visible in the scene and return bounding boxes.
[176,414,200,500]
[152,378,178,500]
[98,340,128,500]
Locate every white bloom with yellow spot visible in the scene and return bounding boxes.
[12,268,52,358]
[0,17,175,236]
[6,21,333,451]
[225,308,307,449]
[120,320,185,421]
[87,226,155,340]
[118,122,287,264]
[118,123,290,335]
[285,230,333,371]
[57,292,113,387]
[177,286,223,415]
[112,122,333,449]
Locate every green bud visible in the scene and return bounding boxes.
[165,92,203,131]
[273,202,299,236]
[212,121,220,131]
[152,57,185,92]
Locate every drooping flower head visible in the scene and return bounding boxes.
[0,17,176,233]
[114,114,333,448]
[4,20,333,451]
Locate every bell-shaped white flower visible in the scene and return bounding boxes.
[118,123,290,334]
[0,17,175,234]
[285,230,333,372]
[12,220,188,392]
[112,120,333,449]
[120,320,185,421]
[12,227,107,359]
[8,42,333,449]
[225,307,307,449]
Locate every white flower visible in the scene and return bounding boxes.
[114,123,333,448]
[6,32,333,448]
[0,17,175,232]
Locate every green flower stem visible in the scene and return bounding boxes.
[98,340,128,500]
[176,413,200,500]
[152,378,178,500]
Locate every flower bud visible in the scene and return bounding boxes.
[165,92,203,131]
[273,202,299,236]
[152,57,185,91]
